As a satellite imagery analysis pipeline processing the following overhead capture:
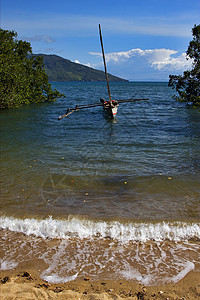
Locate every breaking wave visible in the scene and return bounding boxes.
[0,215,199,242]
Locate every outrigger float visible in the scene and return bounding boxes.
[58,24,148,121]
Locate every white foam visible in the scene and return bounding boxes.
[0,259,18,270]
[171,261,195,283]
[42,272,78,283]
[120,267,153,285]
[0,215,199,243]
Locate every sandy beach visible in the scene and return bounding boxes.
[1,263,200,300]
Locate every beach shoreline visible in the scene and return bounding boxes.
[1,264,200,299]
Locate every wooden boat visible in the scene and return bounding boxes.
[100,98,118,118]
[58,25,148,121]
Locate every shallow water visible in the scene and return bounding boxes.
[0,82,200,284]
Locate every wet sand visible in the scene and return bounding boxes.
[1,261,200,300]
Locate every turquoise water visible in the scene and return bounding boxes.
[1,81,200,221]
[0,81,200,284]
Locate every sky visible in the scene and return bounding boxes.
[1,0,200,81]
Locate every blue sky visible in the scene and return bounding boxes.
[1,0,200,81]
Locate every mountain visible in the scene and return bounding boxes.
[33,54,128,82]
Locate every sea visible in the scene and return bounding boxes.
[0,81,200,285]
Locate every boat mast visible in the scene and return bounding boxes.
[99,24,112,103]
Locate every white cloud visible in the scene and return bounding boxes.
[150,51,192,70]
[89,48,193,72]
[84,62,92,67]
[34,48,63,54]
[88,47,194,80]
[74,60,92,67]
[22,35,54,43]
[43,48,57,53]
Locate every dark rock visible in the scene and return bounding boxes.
[1,276,9,284]
[136,291,145,300]
[37,283,50,289]
[54,287,63,293]
[22,272,33,280]
[84,277,90,281]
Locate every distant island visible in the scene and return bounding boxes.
[33,54,128,82]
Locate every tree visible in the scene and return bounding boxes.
[0,28,64,110]
[168,24,200,108]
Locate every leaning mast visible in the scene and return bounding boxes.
[99,24,112,103]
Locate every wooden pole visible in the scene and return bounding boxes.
[99,24,112,103]
[117,98,149,103]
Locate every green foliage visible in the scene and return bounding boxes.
[0,29,64,110]
[168,24,200,108]
[35,54,128,82]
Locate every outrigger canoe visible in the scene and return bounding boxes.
[100,98,119,118]
[58,25,148,121]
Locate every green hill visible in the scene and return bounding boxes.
[33,54,128,82]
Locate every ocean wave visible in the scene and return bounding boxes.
[0,215,199,242]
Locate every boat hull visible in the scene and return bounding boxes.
[104,105,118,118]
[101,99,118,118]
